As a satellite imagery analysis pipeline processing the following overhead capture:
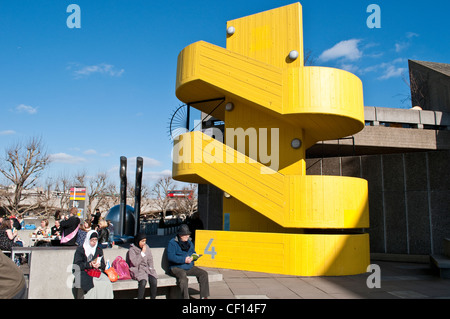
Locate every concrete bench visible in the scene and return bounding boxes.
[430,238,450,279]
[430,255,450,279]
[103,248,222,298]
[14,245,222,299]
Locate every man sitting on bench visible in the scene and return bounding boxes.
[167,224,209,299]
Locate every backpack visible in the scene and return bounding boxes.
[112,256,132,280]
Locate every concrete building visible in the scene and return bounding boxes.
[408,60,450,113]
[198,60,450,259]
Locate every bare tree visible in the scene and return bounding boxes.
[0,137,50,217]
[74,171,112,217]
[54,173,72,211]
[151,176,174,219]
[304,49,317,66]
[105,182,120,207]
[401,71,429,108]
[37,177,55,218]
[127,182,153,215]
[173,184,198,218]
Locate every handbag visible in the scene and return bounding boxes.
[105,267,118,282]
[85,269,101,278]
[112,256,132,280]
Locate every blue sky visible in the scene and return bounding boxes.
[1,0,449,188]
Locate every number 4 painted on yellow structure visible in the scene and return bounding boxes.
[204,238,217,259]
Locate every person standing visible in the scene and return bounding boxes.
[91,208,101,230]
[60,207,80,246]
[167,224,209,299]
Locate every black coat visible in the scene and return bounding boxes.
[73,245,106,293]
[60,216,80,246]
[98,228,110,245]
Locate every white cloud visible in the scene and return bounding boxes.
[0,130,16,136]
[101,152,113,157]
[406,32,419,39]
[318,39,362,62]
[379,65,407,80]
[395,32,419,53]
[15,104,38,114]
[127,156,161,168]
[49,153,87,164]
[143,169,172,182]
[83,149,97,155]
[340,64,360,74]
[70,63,125,78]
[107,156,162,178]
[107,164,170,183]
[363,58,407,80]
[394,42,411,53]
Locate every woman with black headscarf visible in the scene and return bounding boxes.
[127,233,158,299]
[73,230,113,299]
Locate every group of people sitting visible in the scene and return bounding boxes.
[56,207,113,249]
[73,223,209,299]
[0,207,112,251]
[1,208,209,299]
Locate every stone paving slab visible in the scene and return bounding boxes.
[144,235,450,300]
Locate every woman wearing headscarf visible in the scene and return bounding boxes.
[127,233,158,299]
[73,230,113,299]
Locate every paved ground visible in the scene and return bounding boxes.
[146,234,450,300]
[199,261,450,299]
[16,233,449,300]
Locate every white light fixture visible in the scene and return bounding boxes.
[225,102,234,111]
[227,26,235,36]
[288,50,299,60]
[224,192,231,198]
[291,138,302,149]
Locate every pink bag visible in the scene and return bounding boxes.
[112,256,132,280]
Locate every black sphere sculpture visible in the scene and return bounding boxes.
[105,204,135,237]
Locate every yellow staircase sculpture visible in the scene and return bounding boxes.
[172,2,370,276]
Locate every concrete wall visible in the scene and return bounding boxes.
[198,150,449,257]
[27,246,130,299]
[409,60,450,113]
[306,150,450,256]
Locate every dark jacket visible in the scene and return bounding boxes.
[73,245,106,293]
[98,228,109,245]
[167,236,196,271]
[60,216,80,246]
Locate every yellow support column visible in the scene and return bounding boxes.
[173,2,370,276]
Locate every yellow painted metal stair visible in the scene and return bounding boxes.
[171,3,371,276]
[173,131,369,229]
[176,41,365,148]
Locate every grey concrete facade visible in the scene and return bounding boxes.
[305,150,450,257]
[409,60,450,113]
[307,106,450,158]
